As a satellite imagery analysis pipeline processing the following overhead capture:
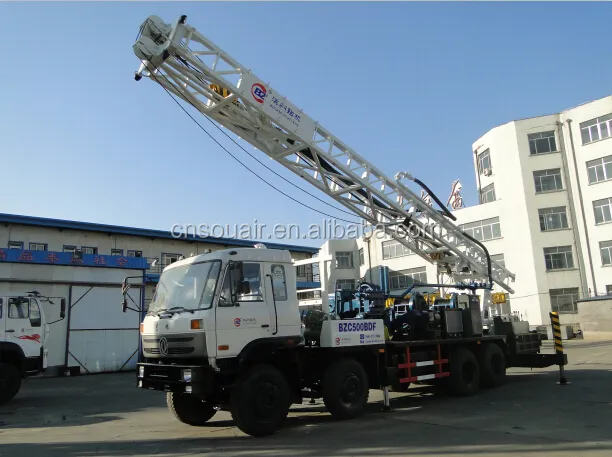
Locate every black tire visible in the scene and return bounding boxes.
[448,347,480,397]
[322,358,369,420]
[0,363,22,406]
[167,392,217,426]
[230,364,291,437]
[480,343,507,388]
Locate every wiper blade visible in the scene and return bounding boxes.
[158,306,194,315]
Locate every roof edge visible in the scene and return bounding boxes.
[0,212,320,254]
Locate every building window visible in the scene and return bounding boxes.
[580,113,612,145]
[162,253,182,266]
[389,267,427,290]
[600,240,612,267]
[607,285,612,296]
[480,183,496,204]
[111,249,123,256]
[491,254,505,268]
[544,246,574,270]
[358,248,364,266]
[593,197,612,224]
[533,168,563,193]
[63,245,76,253]
[335,279,355,290]
[335,251,354,269]
[477,148,492,174]
[29,242,47,251]
[549,288,579,313]
[81,247,98,255]
[8,241,23,249]
[528,131,557,155]
[128,250,143,257]
[460,217,501,242]
[538,206,569,231]
[586,155,612,185]
[381,240,412,259]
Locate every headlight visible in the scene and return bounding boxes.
[182,369,192,382]
[139,366,145,377]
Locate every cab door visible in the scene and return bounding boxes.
[215,261,271,358]
[5,297,43,358]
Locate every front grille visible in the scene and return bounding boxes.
[143,337,193,343]
[144,347,195,355]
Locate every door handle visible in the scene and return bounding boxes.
[6,329,15,333]
[261,324,269,328]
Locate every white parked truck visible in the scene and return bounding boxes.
[126,14,567,437]
[0,292,66,405]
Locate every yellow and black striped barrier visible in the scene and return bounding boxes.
[549,311,569,385]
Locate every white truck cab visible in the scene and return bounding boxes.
[0,292,66,405]
[134,247,303,367]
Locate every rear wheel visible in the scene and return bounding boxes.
[322,358,369,420]
[448,347,480,397]
[480,343,507,388]
[230,364,291,437]
[167,392,217,426]
[0,363,22,406]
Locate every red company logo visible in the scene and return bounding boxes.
[18,334,41,344]
[335,337,340,346]
[234,318,241,327]
[251,83,266,104]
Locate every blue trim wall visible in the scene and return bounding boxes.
[0,213,319,254]
[0,248,150,270]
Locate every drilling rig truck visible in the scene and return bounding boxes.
[124,14,567,437]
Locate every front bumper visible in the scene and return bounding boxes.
[136,362,215,396]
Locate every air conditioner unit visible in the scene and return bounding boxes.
[483,168,492,176]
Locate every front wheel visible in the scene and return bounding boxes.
[230,364,291,437]
[322,358,369,420]
[167,392,217,426]
[0,363,22,406]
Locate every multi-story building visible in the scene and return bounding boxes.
[311,94,612,329]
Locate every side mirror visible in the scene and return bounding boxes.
[60,298,67,319]
[122,299,128,313]
[121,278,130,295]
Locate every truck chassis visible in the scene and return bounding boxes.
[137,328,565,437]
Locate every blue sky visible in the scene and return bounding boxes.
[1,2,611,248]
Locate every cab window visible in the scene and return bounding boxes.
[8,298,29,319]
[236,262,263,302]
[30,299,42,327]
[270,264,288,301]
[218,261,263,306]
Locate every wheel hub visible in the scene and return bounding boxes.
[254,382,281,418]
[340,373,362,403]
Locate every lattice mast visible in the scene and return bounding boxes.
[132,15,515,293]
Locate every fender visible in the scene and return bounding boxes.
[0,342,26,373]
[237,336,301,366]
[0,342,26,359]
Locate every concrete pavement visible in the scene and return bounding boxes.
[1,339,611,456]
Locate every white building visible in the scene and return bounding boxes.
[310,94,612,329]
[1,213,318,375]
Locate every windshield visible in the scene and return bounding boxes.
[148,260,222,314]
